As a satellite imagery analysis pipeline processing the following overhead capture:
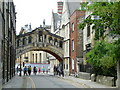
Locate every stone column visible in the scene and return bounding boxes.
[37,33,39,43]
[46,35,48,43]
[42,35,44,42]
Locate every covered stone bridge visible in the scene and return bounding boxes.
[16,27,64,62]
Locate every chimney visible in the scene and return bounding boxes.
[57,1,63,15]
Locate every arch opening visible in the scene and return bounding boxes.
[16,48,63,63]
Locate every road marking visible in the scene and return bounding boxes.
[28,77,36,89]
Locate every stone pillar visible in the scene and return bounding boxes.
[52,37,55,46]
[37,33,39,43]
[46,35,49,43]
[43,35,44,42]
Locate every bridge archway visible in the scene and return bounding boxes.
[16,27,64,63]
[16,48,63,62]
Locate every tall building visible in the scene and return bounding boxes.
[50,0,81,75]
[47,1,63,73]
[60,0,80,75]
[70,10,85,74]
[0,1,3,88]
[0,0,16,88]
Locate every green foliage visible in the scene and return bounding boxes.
[113,38,120,60]
[86,41,117,76]
[79,2,120,39]
[79,2,120,77]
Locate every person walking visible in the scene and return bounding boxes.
[28,66,32,76]
[42,66,45,73]
[53,65,56,76]
[60,64,64,77]
[56,65,59,75]
[16,66,19,73]
[38,67,41,73]
[24,66,28,76]
[33,66,37,75]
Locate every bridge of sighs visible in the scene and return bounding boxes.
[16,27,64,62]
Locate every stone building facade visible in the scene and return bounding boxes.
[60,0,80,75]
[50,0,82,75]
[0,0,16,88]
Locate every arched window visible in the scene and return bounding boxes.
[49,37,53,44]
[39,31,43,42]
[54,39,58,47]
[28,36,32,44]
[33,54,34,63]
[59,41,63,48]
[36,53,37,63]
[22,38,26,45]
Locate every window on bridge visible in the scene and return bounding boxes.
[49,37,53,45]
[22,38,26,45]
[59,41,63,48]
[39,31,43,42]
[54,39,58,47]
[44,35,46,42]
[28,36,32,44]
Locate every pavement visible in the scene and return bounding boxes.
[48,72,117,88]
[2,73,33,89]
[2,72,117,89]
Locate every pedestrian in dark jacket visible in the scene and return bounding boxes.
[33,66,37,75]
[53,65,56,76]
[59,64,64,77]
[28,66,32,76]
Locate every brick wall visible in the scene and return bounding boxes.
[70,10,85,73]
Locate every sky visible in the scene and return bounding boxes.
[13,0,58,34]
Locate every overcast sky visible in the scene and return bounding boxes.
[13,0,58,34]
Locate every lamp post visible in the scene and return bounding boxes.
[19,50,22,76]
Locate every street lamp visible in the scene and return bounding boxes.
[19,50,22,76]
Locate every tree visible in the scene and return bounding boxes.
[79,2,120,39]
[86,41,117,77]
[79,2,120,88]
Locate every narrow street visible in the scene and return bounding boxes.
[2,72,117,90]
[0,1,120,89]
[29,74,77,88]
[2,73,84,89]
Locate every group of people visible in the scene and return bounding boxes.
[53,64,64,77]
[16,65,47,76]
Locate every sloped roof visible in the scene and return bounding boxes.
[65,0,80,16]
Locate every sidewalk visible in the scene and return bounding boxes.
[2,73,32,88]
[2,74,24,88]
[49,73,116,88]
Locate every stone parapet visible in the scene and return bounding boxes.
[96,75,115,86]
[78,72,91,80]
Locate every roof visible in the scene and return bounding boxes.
[65,0,80,16]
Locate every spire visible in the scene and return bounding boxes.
[43,19,45,27]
